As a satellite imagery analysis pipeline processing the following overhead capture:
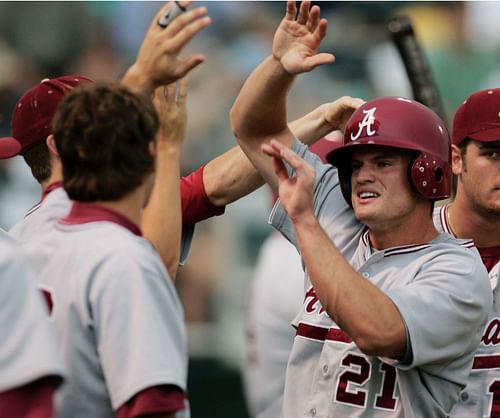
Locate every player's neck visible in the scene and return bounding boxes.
[40,164,63,195]
[368,212,438,250]
[448,200,500,248]
[94,189,144,231]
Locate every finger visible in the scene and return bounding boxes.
[313,18,329,44]
[278,145,306,173]
[152,86,166,113]
[178,0,192,8]
[167,16,211,54]
[272,155,290,182]
[163,6,208,36]
[174,54,206,78]
[165,82,177,107]
[177,76,189,108]
[285,1,297,21]
[297,0,311,25]
[306,5,321,33]
[261,142,281,159]
[151,1,180,32]
[303,53,336,72]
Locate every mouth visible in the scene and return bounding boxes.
[358,191,380,200]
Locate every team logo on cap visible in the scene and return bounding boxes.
[351,107,377,141]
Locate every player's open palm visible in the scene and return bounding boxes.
[154,77,189,149]
[262,139,315,221]
[273,0,335,75]
[125,1,211,94]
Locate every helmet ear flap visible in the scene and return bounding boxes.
[410,153,451,199]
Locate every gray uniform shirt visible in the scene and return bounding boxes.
[23,214,188,418]
[270,139,491,418]
[9,185,194,263]
[434,204,500,418]
[0,235,64,392]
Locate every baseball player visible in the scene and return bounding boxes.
[0,2,216,278]
[22,83,189,417]
[244,136,343,418]
[230,1,491,416]
[0,234,64,418]
[432,88,500,418]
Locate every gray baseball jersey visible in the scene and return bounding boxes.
[0,234,64,393]
[10,183,194,264]
[434,204,500,418]
[245,231,305,418]
[22,203,189,418]
[269,139,491,418]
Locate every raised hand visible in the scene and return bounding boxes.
[123,1,211,95]
[261,139,316,221]
[273,0,335,75]
[323,96,365,132]
[153,77,189,149]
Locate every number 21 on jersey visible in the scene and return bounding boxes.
[335,353,399,411]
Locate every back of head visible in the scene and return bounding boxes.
[52,83,159,202]
[0,75,94,183]
[453,88,500,147]
[326,97,451,206]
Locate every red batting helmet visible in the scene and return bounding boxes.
[326,97,451,206]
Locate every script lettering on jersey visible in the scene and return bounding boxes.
[304,286,326,314]
[39,285,55,318]
[350,107,377,141]
[482,318,500,346]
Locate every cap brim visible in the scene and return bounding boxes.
[0,137,23,159]
[468,126,500,142]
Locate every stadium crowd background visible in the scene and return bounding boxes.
[0,2,499,416]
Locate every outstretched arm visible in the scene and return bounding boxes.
[202,94,365,207]
[262,139,406,358]
[142,80,189,280]
[230,0,334,192]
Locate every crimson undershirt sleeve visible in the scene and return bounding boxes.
[0,376,60,418]
[116,385,187,418]
[181,165,225,225]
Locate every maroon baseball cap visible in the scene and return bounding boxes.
[0,75,94,159]
[453,88,500,146]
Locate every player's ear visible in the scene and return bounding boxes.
[451,144,463,175]
[46,135,60,159]
[148,140,157,158]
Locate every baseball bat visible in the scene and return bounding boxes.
[388,15,447,122]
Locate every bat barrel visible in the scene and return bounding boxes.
[388,15,447,122]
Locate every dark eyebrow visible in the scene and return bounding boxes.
[477,141,500,149]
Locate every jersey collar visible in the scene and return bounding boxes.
[41,181,63,202]
[60,202,142,236]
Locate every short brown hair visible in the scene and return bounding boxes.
[52,83,158,202]
[22,142,51,184]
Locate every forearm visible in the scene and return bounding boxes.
[142,145,182,279]
[231,56,295,143]
[293,214,406,358]
[289,103,334,145]
[203,147,265,206]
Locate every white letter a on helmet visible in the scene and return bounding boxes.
[350,107,377,141]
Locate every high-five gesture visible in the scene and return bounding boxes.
[122,1,211,95]
[273,1,335,74]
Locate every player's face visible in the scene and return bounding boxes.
[350,147,420,230]
[454,140,500,216]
